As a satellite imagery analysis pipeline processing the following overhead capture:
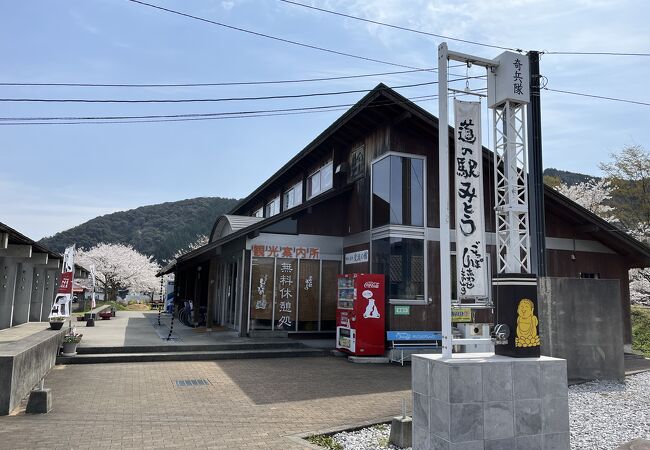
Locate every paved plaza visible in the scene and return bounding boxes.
[0,357,412,449]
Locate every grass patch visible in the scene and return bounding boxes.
[125,303,151,311]
[74,301,128,314]
[631,306,650,357]
[306,434,343,450]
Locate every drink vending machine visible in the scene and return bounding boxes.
[335,273,385,356]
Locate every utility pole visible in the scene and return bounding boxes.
[527,51,547,277]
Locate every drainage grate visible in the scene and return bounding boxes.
[175,379,210,387]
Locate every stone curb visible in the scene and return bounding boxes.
[286,415,398,448]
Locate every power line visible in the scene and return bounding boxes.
[544,51,650,57]
[2,84,646,124]
[0,77,485,103]
[0,89,487,125]
[280,0,650,58]
[127,0,427,70]
[279,0,518,52]
[544,87,650,107]
[0,68,437,88]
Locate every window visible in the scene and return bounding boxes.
[283,181,303,210]
[307,161,333,199]
[372,155,424,227]
[372,237,425,302]
[265,195,280,217]
[249,257,340,332]
[252,207,263,218]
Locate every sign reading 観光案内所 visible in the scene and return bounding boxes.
[394,305,410,316]
[252,244,320,259]
[345,250,368,265]
[454,100,488,300]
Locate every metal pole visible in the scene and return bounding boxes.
[438,42,452,358]
[527,50,546,277]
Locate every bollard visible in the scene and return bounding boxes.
[389,397,412,448]
[166,304,175,341]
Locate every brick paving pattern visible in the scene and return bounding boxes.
[0,357,412,449]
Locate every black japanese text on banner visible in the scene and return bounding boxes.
[454,100,488,299]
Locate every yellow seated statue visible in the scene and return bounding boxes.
[515,298,540,348]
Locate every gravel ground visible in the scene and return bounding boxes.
[332,423,411,450]
[325,371,650,450]
[569,371,650,449]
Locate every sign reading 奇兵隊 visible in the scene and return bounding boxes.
[454,100,488,299]
[252,244,320,259]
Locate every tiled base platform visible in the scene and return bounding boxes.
[412,353,569,450]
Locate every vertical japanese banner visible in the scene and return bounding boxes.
[275,258,297,330]
[58,245,75,294]
[454,100,488,298]
[90,264,97,309]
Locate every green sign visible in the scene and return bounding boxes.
[394,305,410,316]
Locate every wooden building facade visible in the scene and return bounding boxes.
[165,84,650,346]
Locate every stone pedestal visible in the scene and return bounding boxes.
[412,353,569,450]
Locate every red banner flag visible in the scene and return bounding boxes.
[58,272,73,294]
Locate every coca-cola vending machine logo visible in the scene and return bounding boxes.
[363,281,380,289]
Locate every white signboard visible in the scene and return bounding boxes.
[487,51,530,108]
[345,250,369,265]
[454,100,488,299]
[252,244,320,259]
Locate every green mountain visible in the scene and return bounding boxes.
[39,197,239,263]
[543,168,596,185]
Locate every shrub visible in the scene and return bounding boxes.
[631,306,650,357]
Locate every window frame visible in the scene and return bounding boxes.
[283,180,303,211]
[370,152,426,228]
[371,235,426,304]
[252,207,263,218]
[306,160,334,200]
[265,195,280,218]
[369,151,427,305]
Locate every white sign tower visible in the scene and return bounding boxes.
[438,43,531,358]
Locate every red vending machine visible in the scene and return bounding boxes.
[335,273,385,356]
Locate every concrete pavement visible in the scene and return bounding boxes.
[0,357,412,449]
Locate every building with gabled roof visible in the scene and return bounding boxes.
[160,84,650,356]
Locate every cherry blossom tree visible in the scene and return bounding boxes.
[599,146,650,306]
[173,234,209,259]
[76,243,160,301]
[556,179,615,221]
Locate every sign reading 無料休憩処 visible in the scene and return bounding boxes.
[252,244,320,259]
[345,250,369,265]
[454,100,488,299]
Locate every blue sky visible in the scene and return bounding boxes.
[2,0,650,239]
